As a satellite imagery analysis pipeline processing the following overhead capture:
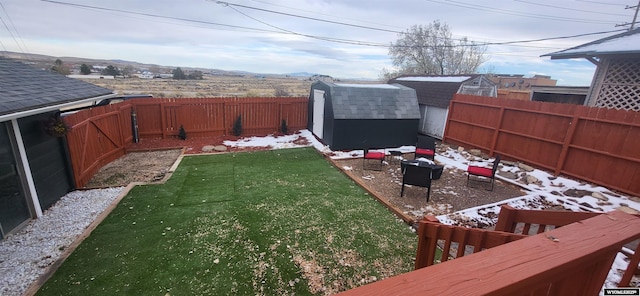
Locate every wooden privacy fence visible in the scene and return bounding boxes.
[64,103,133,188]
[133,97,308,139]
[64,97,308,188]
[444,94,640,197]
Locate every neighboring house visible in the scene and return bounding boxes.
[530,85,589,105]
[308,81,420,151]
[388,75,497,139]
[489,74,557,90]
[543,27,640,111]
[0,57,116,239]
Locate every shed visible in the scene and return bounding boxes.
[308,81,420,151]
[0,57,116,239]
[542,27,640,111]
[388,75,497,138]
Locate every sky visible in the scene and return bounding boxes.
[0,0,636,85]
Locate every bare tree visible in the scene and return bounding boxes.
[387,21,488,77]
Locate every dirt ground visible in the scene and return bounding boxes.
[86,138,526,223]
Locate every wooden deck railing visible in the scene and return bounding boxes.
[414,215,526,269]
[337,209,640,295]
[494,205,602,235]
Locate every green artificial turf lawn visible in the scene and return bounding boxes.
[37,147,417,295]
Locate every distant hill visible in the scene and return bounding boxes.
[0,51,262,76]
[286,72,317,78]
[0,51,378,82]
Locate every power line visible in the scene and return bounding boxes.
[513,0,630,17]
[575,0,629,6]
[212,1,403,34]
[424,0,619,24]
[39,0,625,50]
[246,0,407,30]
[0,15,23,53]
[223,3,388,46]
[0,1,27,52]
[39,0,286,34]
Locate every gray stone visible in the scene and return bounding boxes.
[501,160,517,166]
[591,192,608,201]
[517,163,535,172]
[213,145,227,152]
[629,196,640,203]
[498,171,518,179]
[563,189,592,197]
[616,206,639,215]
[525,174,539,185]
[468,149,482,157]
[457,146,465,152]
[201,145,215,152]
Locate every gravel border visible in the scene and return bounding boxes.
[0,187,125,296]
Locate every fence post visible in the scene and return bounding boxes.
[556,113,580,176]
[489,106,505,156]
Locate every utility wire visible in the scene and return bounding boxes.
[223,3,387,46]
[513,0,630,17]
[425,0,619,24]
[40,0,626,49]
[39,0,286,34]
[575,0,629,6]
[246,0,407,30]
[0,1,27,52]
[0,15,23,52]
[213,1,402,34]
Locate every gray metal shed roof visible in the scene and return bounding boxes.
[322,82,420,120]
[388,75,482,108]
[0,57,114,118]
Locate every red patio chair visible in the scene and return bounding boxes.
[466,154,501,191]
[363,148,385,171]
[414,135,436,160]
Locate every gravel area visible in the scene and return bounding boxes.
[333,155,526,222]
[0,187,124,296]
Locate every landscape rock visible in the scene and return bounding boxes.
[616,206,639,215]
[498,171,518,179]
[563,189,593,197]
[213,145,228,152]
[468,149,482,157]
[524,174,540,185]
[517,163,535,172]
[501,160,517,166]
[201,145,215,152]
[591,192,608,201]
[457,146,465,152]
[630,196,640,203]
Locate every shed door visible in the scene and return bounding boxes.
[0,122,31,239]
[312,90,325,139]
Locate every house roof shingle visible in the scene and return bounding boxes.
[0,57,114,118]
[316,81,420,120]
[388,75,480,108]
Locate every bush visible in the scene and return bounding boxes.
[178,125,187,140]
[233,115,242,136]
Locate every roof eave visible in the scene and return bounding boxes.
[0,92,118,122]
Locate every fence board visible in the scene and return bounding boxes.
[64,97,308,188]
[444,94,640,196]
